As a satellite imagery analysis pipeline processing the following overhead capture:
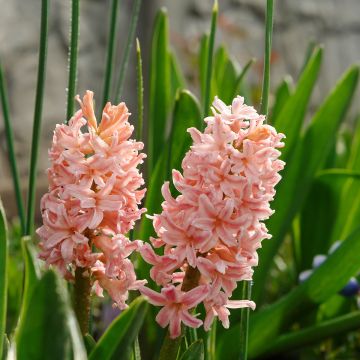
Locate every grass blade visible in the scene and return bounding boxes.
[202,0,218,121]
[260,0,274,116]
[115,0,142,102]
[0,62,26,234]
[66,0,80,122]
[102,0,120,108]
[136,38,144,142]
[0,200,8,359]
[25,0,49,235]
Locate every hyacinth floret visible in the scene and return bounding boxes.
[37,91,146,309]
[139,95,285,338]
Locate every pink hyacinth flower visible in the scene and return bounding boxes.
[140,95,285,336]
[37,90,146,308]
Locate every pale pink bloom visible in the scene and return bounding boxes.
[37,91,146,307]
[140,95,285,335]
[140,285,209,338]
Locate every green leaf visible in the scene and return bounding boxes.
[102,0,120,108]
[316,168,360,180]
[259,311,360,357]
[199,34,209,102]
[168,90,202,176]
[66,0,80,121]
[0,62,26,233]
[148,8,171,174]
[273,46,323,160]
[218,226,360,359]
[137,90,201,247]
[270,76,293,123]
[89,297,148,360]
[233,58,255,98]
[84,334,96,355]
[0,201,8,359]
[180,340,204,360]
[299,180,338,271]
[19,237,42,315]
[170,51,186,97]
[136,38,144,142]
[260,0,274,116]
[218,57,239,105]
[203,0,218,120]
[15,271,87,360]
[331,120,360,242]
[26,0,49,235]
[1,334,9,360]
[137,150,167,245]
[253,65,359,304]
[115,0,142,101]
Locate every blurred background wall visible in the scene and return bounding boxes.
[0,0,359,220]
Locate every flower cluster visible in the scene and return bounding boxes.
[37,91,146,309]
[140,96,285,338]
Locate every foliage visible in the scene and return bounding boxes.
[0,0,359,359]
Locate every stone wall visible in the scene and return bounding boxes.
[0,0,359,219]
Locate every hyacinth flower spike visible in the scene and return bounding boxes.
[140,95,285,339]
[37,91,147,332]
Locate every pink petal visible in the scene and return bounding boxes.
[182,285,209,308]
[139,286,166,306]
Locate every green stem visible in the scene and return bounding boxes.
[202,0,218,123]
[206,319,217,360]
[239,281,252,360]
[74,267,91,336]
[136,38,144,142]
[260,0,274,117]
[101,0,120,109]
[115,0,142,102]
[25,0,49,236]
[66,0,80,123]
[0,63,26,234]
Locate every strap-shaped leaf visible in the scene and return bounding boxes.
[259,311,360,357]
[0,200,8,359]
[89,297,147,360]
[218,226,360,359]
[15,271,86,360]
[180,340,204,360]
[273,46,322,160]
[148,8,171,174]
[253,65,359,303]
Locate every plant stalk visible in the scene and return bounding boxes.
[25,0,49,235]
[239,281,252,360]
[0,63,26,234]
[74,267,91,336]
[260,0,274,117]
[66,0,80,123]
